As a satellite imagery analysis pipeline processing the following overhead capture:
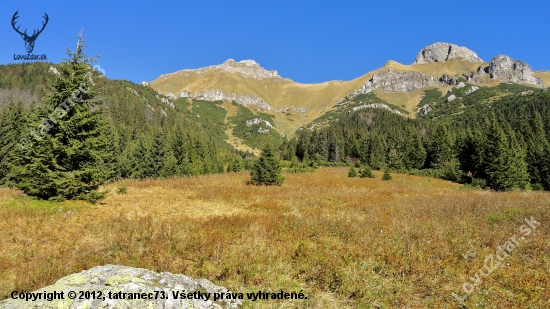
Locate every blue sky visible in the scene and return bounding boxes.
[1,1,549,84]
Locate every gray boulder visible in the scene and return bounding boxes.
[0,265,241,309]
[419,104,432,116]
[447,94,457,103]
[455,82,466,89]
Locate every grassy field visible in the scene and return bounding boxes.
[1,168,548,308]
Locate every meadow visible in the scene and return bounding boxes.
[1,167,548,308]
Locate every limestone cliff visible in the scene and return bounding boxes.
[193,89,274,111]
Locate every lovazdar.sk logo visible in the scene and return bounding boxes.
[11,10,48,61]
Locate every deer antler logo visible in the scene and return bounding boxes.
[11,11,49,54]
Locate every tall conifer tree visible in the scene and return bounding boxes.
[250,144,284,186]
[0,101,27,184]
[9,33,113,200]
[484,120,528,191]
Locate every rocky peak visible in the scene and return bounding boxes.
[484,55,543,87]
[189,59,285,80]
[414,42,483,64]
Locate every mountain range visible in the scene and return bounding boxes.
[1,42,548,154]
[149,42,550,144]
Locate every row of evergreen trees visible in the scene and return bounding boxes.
[283,101,550,191]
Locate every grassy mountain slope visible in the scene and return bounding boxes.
[151,65,369,136]
[535,71,550,86]
[150,58,522,140]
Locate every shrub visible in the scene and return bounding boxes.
[382,169,392,180]
[117,186,128,195]
[348,166,357,177]
[359,165,375,178]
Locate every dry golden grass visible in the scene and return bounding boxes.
[534,71,550,88]
[1,168,549,308]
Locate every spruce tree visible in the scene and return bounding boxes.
[382,168,392,180]
[525,112,550,190]
[150,129,167,177]
[250,144,284,186]
[484,120,529,191]
[160,150,178,178]
[0,101,27,184]
[348,166,357,177]
[507,131,530,190]
[366,133,386,170]
[426,124,455,169]
[404,132,426,170]
[8,33,112,201]
[232,160,242,172]
[130,137,153,178]
[359,165,375,178]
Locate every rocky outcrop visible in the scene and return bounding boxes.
[0,265,241,309]
[184,90,309,114]
[245,118,274,129]
[414,42,483,64]
[455,82,466,89]
[520,90,534,96]
[476,66,486,77]
[354,68,439,95]
[351,103,402,115]
[154,94,175,109]
[447,94,456,102]
[464,86,479,95]
[49,66,60,75]
[419,104,432,116]
[439,74,458,85]
[274,106,309,114]
[483,55,543,87]
[292,107,309,113]
[194,89,273,111]
[244,118,275,133]
[183,59,287,81]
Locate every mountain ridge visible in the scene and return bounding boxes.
[148,42,547,143]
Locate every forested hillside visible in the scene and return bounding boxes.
[283,88,550,191]
[0,52,251,201]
